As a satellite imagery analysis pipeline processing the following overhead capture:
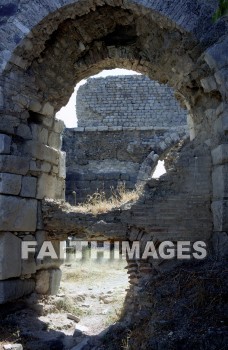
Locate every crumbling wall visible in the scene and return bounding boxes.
[76,76,188,128]
[63,126,187,203]
[0,0,226,306]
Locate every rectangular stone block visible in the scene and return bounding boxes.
[212,144,228,165]
[0,279,35,304]
[0,173,22,195]
[212,165,228,198]
[48,131,62,149]
[31,124,48,144]
[54,119,65,133]
[0,155,29,175]
[211,200,228,232]
[20,176,37,198]
[21,235,37,276]
[0,134,11,154]
[0,195,37,231]
[59,151,66,179]
[0,232,21,280]
[25,141,59,165]
[37,174,64,199]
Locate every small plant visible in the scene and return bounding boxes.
[53,296,83,316]
[73,182,143,215]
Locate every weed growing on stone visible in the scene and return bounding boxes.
[73,182,142,215]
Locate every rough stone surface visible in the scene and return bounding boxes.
[0,279,35,304]
[20,176,37,198]
[77,76,188,128]
[0,156,29,175]
[0,173,21,195]
[63,126,187,203]
[0,134,11,154]
[0,196,37,231]
[35,268,62,295]
[0,232,21,280]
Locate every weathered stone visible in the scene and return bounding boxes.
[54,119,65,133]
[49,268,62,294]
[48,131,62,149]
[25,141,59,165]
[211,200,228,232]
[200,76,217,92]
[59,151,66,179]
[212,165,228,198]
[0,195,37,231]
[0,279,35,304]
[0,134,11,154]
[20,176,37,198]
[16,124,32,140]
[21,235,37,276]
[77,76,187,128]
[3,344,23,350]
[0,155,29,175]
[35,269,50,294]
[31,124,48,144]
[41,102,54,116]
[0,232,21,280]
[0,173,21,195]
[37,174,64,199]
[35,268,61,294]
[212,144,228,165]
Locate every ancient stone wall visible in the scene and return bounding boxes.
[77,76,188,128]
[0,0,227,307]
[63,125,187,204]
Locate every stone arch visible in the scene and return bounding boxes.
[137,127,188,184]
[0,0,227,303]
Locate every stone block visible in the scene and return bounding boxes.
[30,160,52,174]
[59,151,66,179]
[35,268,61,295]
[200,76,217,92]
[41,102,54,117]
[0,155,29,175]
[211,200,228,232]
[0,173,22,195]
[16,124,32,140]
[35,270,49,294]
[31,124,48,144]
[49,268,62,295]
[0,195,37,231]
[212,144,228,165]
[25,141,59,165]
[212,165,228,198]
[20,176,37,198]
[3,343,23,350]
[0,134,11,154]
[0,232,21,280]
[37,174,65,199]
[204,36,228,70]
[48,131,62,149]
[0,115,19,135]
[0,279,35,304]
[54,119,65,133]
[21,235,37,276]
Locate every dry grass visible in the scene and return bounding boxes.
[72,182,142,215]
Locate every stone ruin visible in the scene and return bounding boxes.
[63,75,188,203]
[0,0,227,346]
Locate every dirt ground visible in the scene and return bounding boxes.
[0,257,129,350]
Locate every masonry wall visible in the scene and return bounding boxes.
[63,126,187,204]
[76,76,188,128]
